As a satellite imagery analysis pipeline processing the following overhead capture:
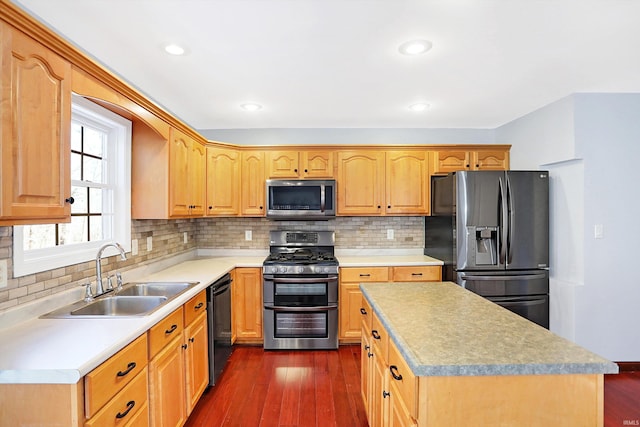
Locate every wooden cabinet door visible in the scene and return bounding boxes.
[232,267,263,342]
[339,283,363,341]
[371,345,388,427]
[149,337,186,427]
[431,150,470,174]
[189,141,206,216]
[206,146,240,215]
[301,151,334,178]
[473,150,510,170]
[337,151,385,215]
[184,312,209,415]
[385,151,429,215]
[241,151,265,216]
[0,23,71,225]
[169,128,191,217]
[266,151,300,178]
[361,322,373,414]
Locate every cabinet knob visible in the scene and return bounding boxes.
[304,169,308,173]
[260,206,263,210]
[294,169,298,173]
[387,205,391,209]
[382,391,390,399]
[377,205,381,209]
[208,206,213,210]
[65,196,75,204]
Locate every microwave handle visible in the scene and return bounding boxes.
[321,184,325,212]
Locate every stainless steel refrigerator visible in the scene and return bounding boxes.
[425,170,550,328]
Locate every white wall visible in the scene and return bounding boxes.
[497,93,640,361]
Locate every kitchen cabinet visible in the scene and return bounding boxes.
[232,267,263,343]
[84,334,149,424]
[431,149,509,174]
[337,150,429,216]
[169,127,206,217]
[360,297,373,417]
[266,150,334,179]
[240,151,266,216]
[206,146,240,216]
[339,266,442,343]
[0,22,72,226]
[183,292,209,414]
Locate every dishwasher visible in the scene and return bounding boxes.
[207,273,233,386]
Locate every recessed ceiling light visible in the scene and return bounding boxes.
[398,39,433,56]
[164,43,186,56]
[240,103,263,112]
[409,103,430,112]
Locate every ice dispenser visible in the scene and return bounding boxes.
[469,226,498,266]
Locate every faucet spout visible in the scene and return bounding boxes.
[95,242,127,296]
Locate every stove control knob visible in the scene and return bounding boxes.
[323,266,330,273]
[279,266,288,274]
[296,266,305,274]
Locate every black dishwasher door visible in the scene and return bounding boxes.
[207,273,233,386]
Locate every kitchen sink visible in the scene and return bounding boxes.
[41,281,200,318]
[70,296,168,316]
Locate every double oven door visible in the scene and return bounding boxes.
[263,273,338,350]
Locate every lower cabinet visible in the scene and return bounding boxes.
[340,266,441,343]
[232,267,263,343]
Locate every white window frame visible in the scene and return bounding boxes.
[13,95,132,277]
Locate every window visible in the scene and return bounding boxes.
[13,95,131,277]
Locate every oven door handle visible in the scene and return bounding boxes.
[264,304,338,312]
[270,276,338,283]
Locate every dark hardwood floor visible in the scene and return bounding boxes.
[186,345,640,427]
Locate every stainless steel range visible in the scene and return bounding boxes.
[263,230,339,350]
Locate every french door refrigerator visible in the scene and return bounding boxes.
[425,170,550,328]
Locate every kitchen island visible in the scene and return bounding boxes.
[360,281,618,426]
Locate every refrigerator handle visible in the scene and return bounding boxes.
[506,174,513,265]
[498,176,508,265]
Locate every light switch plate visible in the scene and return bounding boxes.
[594,224,604,239]
[245,230,252,241]
[131,239,139,256]
[0,259,7,289]
[387,229,394,240]
[184,232,188,244]
[147,236,153,251]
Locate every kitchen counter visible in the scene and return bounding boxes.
[360,281,618,377]
[338,254,443,267]
[0,256,264,384]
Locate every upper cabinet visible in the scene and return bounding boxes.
[241,151,266,216]
[206,146,240,216]
[169,128,205,217]
[0,23,72,225]
[431,149,510,174]
[266,150,334,179]
[337,150,429,216]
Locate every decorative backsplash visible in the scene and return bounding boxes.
[0,216,424,312]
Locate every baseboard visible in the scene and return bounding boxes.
[615,362,640,372]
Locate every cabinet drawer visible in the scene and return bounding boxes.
[360,296,373,332]
[341,267,389,282]
[391,266,441,282]
[371,312,388,362]
[85,367,149,427]
[184,290,207,326]
[85,334,148,418]
[388,339,417,418]
[149,307,184,359]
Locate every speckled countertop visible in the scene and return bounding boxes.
[360,281,619,377]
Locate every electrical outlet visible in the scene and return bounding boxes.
[147,236,153,252]
[245,230,252,241]
[594,224,604,239]
[131,239,139,256]
[387,229,394,240]
[184,232,188,244]
[0,259,7,289]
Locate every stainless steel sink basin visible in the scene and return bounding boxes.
[70,296,168,316]
[117,282,198,298]
[41,281,200,318]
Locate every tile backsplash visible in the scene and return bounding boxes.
[0,216,423,312]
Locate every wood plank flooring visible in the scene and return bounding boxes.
[185,345,640,427]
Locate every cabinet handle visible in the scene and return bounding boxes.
[182,343,188,350]
[194,302,204,310]
[364,345,370,351]
[115,401,135,419]
[411,272,423,276]
[189,337,195,343]
[390,365,403,381]
[382,391,390,399]
[116,362,136,377]
[360,307,367,315]
[65,197,75,204]
[372,330,381,340]
[165,324,178,334]
[359,274,371,277]
[368,352,373,358]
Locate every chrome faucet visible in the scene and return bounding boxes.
[95,242,127,296]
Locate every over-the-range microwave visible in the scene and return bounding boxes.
[266,179,336,220]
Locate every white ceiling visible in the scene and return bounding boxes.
[13,0,640,130]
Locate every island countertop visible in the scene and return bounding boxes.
[360,281,618,377]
